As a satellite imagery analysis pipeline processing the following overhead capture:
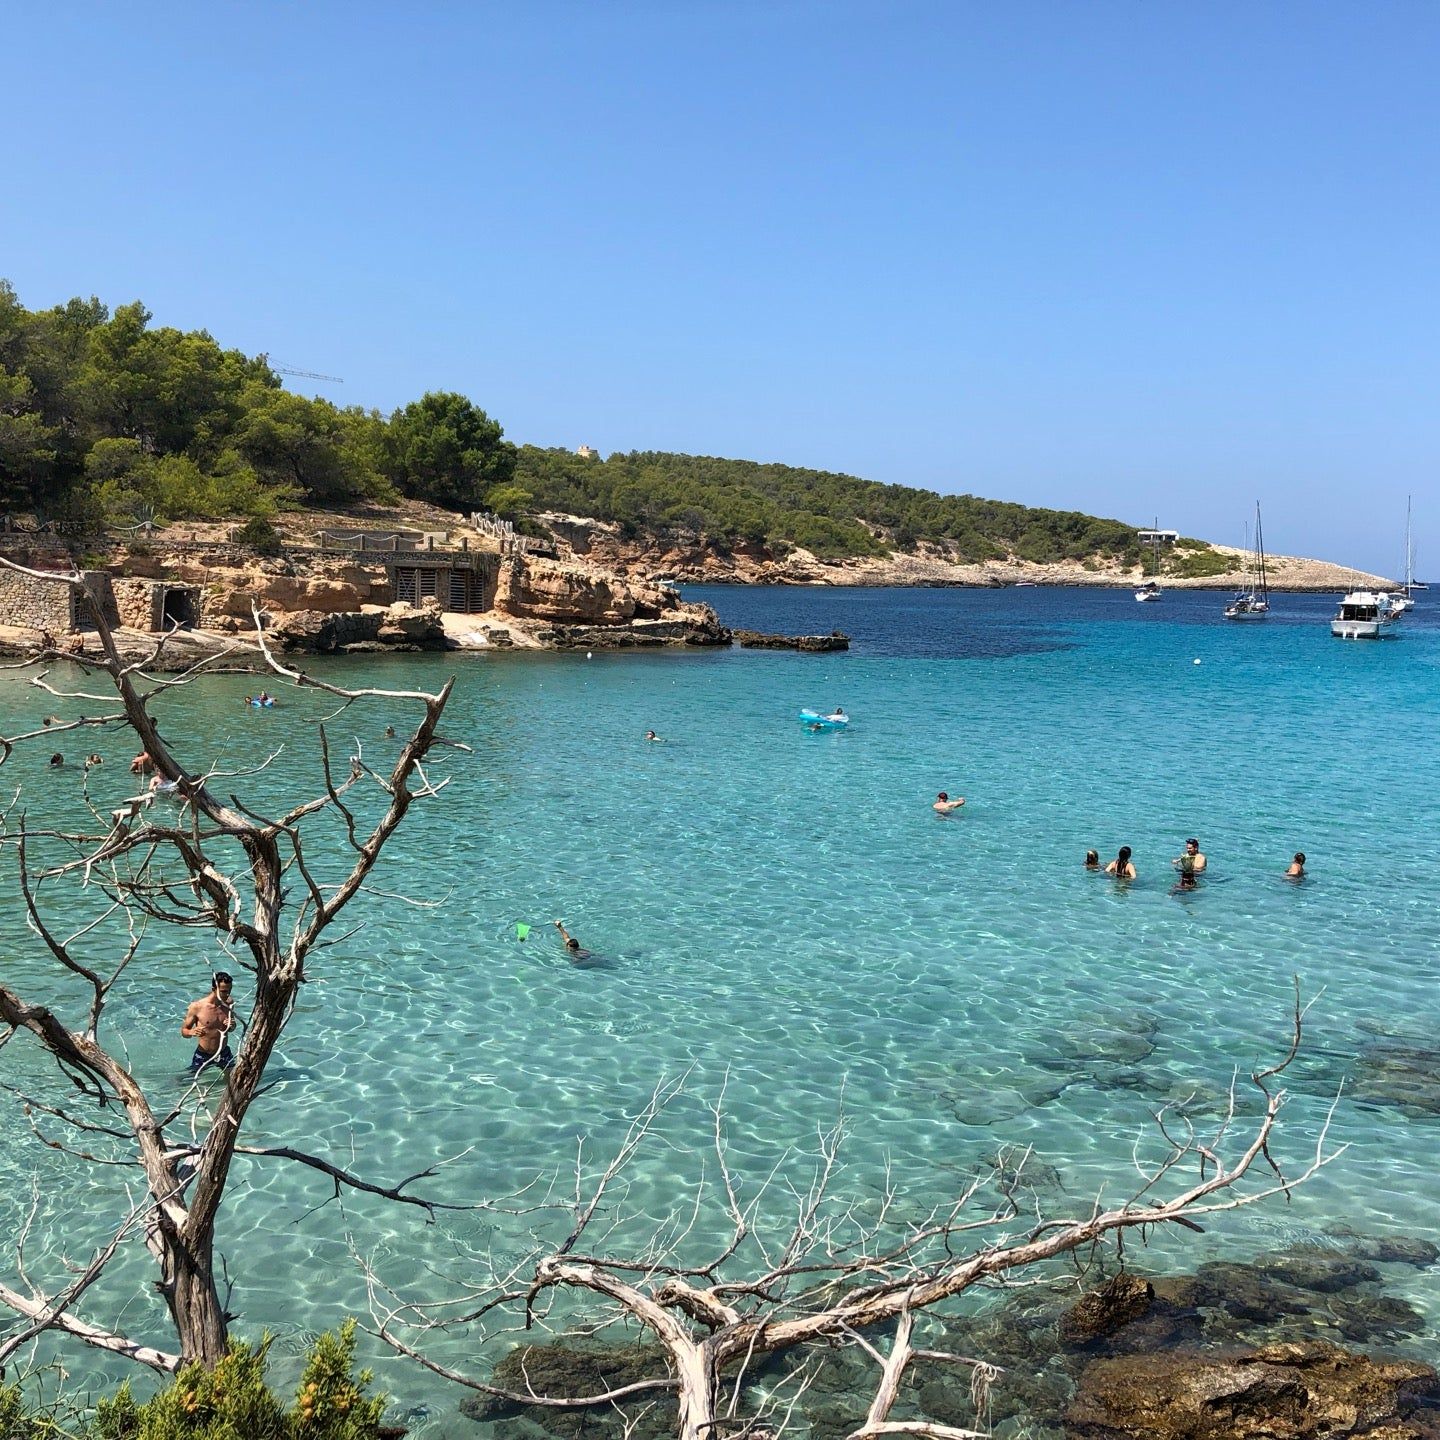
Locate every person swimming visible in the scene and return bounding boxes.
[644,730,663,742]
[1084,849,1100,869]
[1286,851,1306,879]
[933,791,965,814]
[553,919,593,963]
[1104,846,1136,880]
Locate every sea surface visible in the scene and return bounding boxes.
[1,584,1438,1433]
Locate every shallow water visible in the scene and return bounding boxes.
[1,586,1437,1432]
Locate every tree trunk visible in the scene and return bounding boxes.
[159,1224,228,1367]
[674,1341,719,1440]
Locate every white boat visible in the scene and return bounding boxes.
[1330,590,1400,640]
[1224,503,1270,620]
[1134,518,1163,601]
[1384,498,1419,617]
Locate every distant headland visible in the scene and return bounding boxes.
[0,280,1392,662]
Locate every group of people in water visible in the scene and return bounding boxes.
[1081,837,1307,891]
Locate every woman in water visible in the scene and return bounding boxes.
[1104,846,1136,880]
[1084,849,1100,870]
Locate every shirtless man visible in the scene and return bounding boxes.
[181,972,236,1074]
[1173,837,1207,873]
[933,791,965,814]
[1286,851,1306,878]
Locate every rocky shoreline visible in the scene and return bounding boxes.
[0,505,1396,668]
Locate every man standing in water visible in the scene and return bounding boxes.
[181,972,236,1074]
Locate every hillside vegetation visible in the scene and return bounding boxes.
[2,280,1164,567]
[516,447,1142,564]
[0,280,517,525]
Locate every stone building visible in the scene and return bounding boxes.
[0,568,202,635]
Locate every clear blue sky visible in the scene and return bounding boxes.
[5,2,1437,574]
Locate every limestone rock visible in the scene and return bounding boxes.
[375,600,449,649]
[269,609,383,653]
[494,553,642,623]
[1067,1341,1440,1439]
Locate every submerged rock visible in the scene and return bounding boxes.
[1060,1275,1157,1345]
[1066,1340,1440,1439]
[1333,1232,1440,1267]
[459,1339,677,1440]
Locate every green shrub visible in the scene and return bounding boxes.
[231,516,284,556]
[1165,547,1231,578]
[90,1322,386,1440]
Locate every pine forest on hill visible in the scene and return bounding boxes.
[0,279,1205,568]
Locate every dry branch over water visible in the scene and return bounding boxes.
[369,1013,1342,1440]
[0,558,469,1370]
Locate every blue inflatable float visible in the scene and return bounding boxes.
[798,709,848,729]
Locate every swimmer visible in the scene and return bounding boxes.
[933,791,965,814]
[644,730,663,742]
[85,753,103,768]
[1286,851,1306,879]
[1172,837,1207,873]
[49,753,64,768]
[1084,849,1100,870]
[1104,845,1136,880]
[553,919,592,963]
[384,725,396,739]
[130,750,155,776]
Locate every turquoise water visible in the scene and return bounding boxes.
[1,586,1438,1432]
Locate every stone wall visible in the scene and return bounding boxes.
[112,578,161,630]
[0,568,77,630]
[108,578,202,631]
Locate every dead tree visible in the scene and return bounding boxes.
[371,1001,1343,1440]
[0,562,468,1372]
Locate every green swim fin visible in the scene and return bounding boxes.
[515,922,531,941]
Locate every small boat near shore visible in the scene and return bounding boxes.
[1330,590,1400,640]
[1135,517,1164,601]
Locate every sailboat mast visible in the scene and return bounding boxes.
[1255,502,1268,599]
[1405,496,1413,597]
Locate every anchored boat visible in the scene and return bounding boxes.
[1224,503,1270,620]
[1330,590,1400,640]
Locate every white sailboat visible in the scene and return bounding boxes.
[1134,519,1163,601]
[1223,503,1270,620]
[1387,498,1420,617]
